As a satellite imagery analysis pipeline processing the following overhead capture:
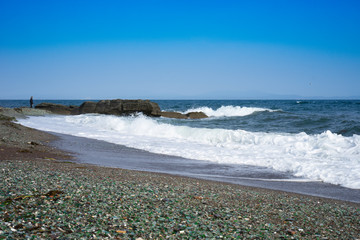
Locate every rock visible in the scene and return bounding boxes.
[69,105,80,115]
[94,100,110,114]
[160,111,208,119]
[286,229,296,235]
[160,111,187,119]
[35,103,75,115]
[18,100,206,119]
[19,108,52,116]
[28,141,40,146]
[149,101,162,116]
[78,101,97,114]
[78,99,161,117]
[122,100,161,116]
[186,112,208,119]
[33,100,161,116]
[44,190,65,197]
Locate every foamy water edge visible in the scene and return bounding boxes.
[18,113,360,189]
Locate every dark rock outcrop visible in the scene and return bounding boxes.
[78,99,161,116]
[33,100,207,119]
[160,112,188,119]
[160,111,208,119]
[35,103,77,115]
[78,101,97,114]
[185,112,208,119]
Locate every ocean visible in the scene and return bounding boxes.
[2,99,360,191]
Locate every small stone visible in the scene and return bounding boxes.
[286,229,296,235]
[14,224,24,229]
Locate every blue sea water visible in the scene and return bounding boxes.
[2,99,360,190]
[157,100,360,136]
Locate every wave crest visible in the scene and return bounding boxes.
[184,105,276,117]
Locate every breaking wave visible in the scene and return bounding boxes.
[18,114,360,189]
[183,105,277,117]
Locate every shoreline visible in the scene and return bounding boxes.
[50,132,360,204]
[1,116,360,238]
[2,113,360,204]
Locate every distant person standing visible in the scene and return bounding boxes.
[30,96,34,108]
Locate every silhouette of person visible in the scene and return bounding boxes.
[30,96,34,108]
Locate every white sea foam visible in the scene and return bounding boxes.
[18,114,360,189]
[183,105,276,117]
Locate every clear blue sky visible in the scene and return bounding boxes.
[1,0,359,99]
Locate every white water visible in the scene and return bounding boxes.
[18,114,360,189]
[183,105,277,117]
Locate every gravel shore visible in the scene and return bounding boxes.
[1,114,359,239]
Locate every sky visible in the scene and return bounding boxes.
[0,0,360,99]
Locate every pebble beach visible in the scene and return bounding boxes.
[1,112,360,239]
